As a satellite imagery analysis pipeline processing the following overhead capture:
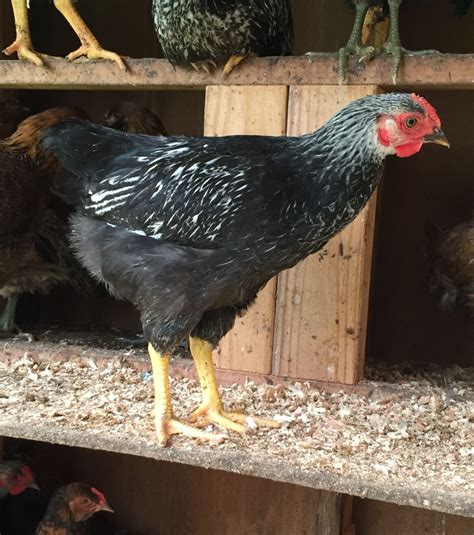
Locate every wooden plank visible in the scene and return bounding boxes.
[0,55,472,90]
[6,440,321,535]
[353,499,474,535]
[315,491,342,535]
[273,86,380,384]
[340,495,356,535]
[3,421,474,518]
[204,85,288,374]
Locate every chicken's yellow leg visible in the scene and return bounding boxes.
[188,337,280,432]
[3,0,44,65]
[148,343,225,447]
[52,0,125,70]
[222,54,247,76]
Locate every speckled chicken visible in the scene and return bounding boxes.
[339,0,473,82]
[35,483,113,535]
[152,0,294,74]
[426,218,474,317]
[43,93,448,447]
[102,102,167,137]
[0,106,90,336]
[3,0,124,69]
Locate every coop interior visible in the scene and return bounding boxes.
[0,1,472,534]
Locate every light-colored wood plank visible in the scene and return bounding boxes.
[204,85,288,374]
[273,86,380,384]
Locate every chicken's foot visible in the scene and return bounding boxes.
[0,295,35,341]
[149,343,225,447]
[3,0,44,65]
[337,0,373,82]
[190,60,217,75]
[188,337,280,432]
[52,0,125,70]
[222,54,247,76]
[0,295,19,333]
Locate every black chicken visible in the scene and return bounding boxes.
[0,106,90,336]
[3,0,124,69]
[43,93,448,446]
[339,0,473,82]
[102,102,168,137]
[426,218,474,317]
[152,0,294,74]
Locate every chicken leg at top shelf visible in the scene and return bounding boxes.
[3,0,125,70]
[52,0,125,70]
[3,0,44,65]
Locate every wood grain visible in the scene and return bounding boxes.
[204,86,288,374]
[273,86,380,384]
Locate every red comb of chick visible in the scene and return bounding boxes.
[91,486,106,504]
[412,94,441,126]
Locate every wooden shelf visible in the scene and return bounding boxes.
[0,54,472,90]
[2,421,471,518]
[1,336,473,518]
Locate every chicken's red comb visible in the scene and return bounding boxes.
[411,94,441,126]
[91,486,106,504]
[22,465,35,481]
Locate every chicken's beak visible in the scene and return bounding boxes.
[100,502,114,513]
[28,480,40,491]
[424,128,450,148]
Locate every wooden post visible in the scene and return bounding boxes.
[204,86,288,374]
[273,86,380,384]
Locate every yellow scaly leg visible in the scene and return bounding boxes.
[53,0,125,70]
[188,337,280,432]
[148,343,225,447]
[3,0,44,65]
[222,54,247,76]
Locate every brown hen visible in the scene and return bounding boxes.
[102,101,168,137]
[426,218,474,317]
[0,106,90,335]
[35,483,113,535]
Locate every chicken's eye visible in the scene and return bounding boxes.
[81,498,90,505]
[405,117,418,128]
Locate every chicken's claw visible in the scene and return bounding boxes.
[155,416,225,447]
[66,44,126,71]
[189,403,280,433]
[3,39,44,66]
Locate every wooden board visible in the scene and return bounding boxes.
[7,439,322,535]
[353,498,474,535]
[204,86,288,374]
[273,86,380,384]
[0,55,473,90]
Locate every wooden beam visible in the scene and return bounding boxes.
[315,491,342,535]
[204,85,288,374]
[0,55,472,90]
[273,86,380,384]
